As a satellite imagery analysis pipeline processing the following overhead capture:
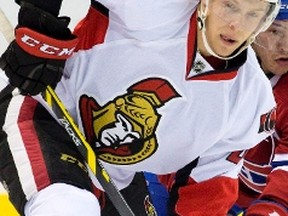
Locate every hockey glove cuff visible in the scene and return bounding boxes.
[0,2,78,96]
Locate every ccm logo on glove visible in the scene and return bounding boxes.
[16,27,78,60]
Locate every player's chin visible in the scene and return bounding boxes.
[272,68,288,76]
[212,42,238,58]
[215,48,235,58]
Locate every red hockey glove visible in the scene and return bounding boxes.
[245,200,288,216]
[0,2,78,95]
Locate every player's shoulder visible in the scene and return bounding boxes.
[236,47,276,117]
[241,46,272,90]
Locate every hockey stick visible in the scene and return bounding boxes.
[43,86,135,216]
[0,8,14,44]
[0,8,135,216]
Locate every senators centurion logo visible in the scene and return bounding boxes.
[79,78,179,165]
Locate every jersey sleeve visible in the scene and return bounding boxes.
[158,160,241,215]
[256,97,288,212]
[235,74,288,215]
[176,175,239,215]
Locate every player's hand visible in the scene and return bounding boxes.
[245,201,288,216]
[0,2,78,95]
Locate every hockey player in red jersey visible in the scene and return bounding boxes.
[229,2,288,216]
[0,0,281,215]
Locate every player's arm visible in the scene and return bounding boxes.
[158,153,245,215]
[245,173,288,216]
[245,104,288,216]
[0,0,78,95]
[244,156,288,215]
[161,173,240,215]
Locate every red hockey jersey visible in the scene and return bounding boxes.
[236,73,288,214]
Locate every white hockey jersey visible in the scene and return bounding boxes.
[34,0,276,190]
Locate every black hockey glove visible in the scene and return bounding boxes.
[15,0,63,17]
[0,2,78,95]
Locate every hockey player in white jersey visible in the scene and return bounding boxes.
[0,0,280,215]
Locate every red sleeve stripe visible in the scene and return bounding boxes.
[18,97,51,191]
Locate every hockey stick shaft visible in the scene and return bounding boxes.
[0,84,135,216]
[44,86,135,216]
[0,8,135,216]
[0,8,14,44]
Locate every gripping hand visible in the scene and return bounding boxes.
[0,2,78,95]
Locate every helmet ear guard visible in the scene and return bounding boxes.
[197,0,281,60]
